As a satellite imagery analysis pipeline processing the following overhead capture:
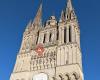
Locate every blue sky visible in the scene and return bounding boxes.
[0,0,100,80]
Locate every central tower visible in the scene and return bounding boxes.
[10,0,84,80]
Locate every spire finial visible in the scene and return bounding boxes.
[67,0,73,10]
[60,10,65,22]
[40,0,42,7]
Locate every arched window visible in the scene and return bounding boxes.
[64,27,67,43]
[70,12,72,20]
[57,30,59,40]
[69,26,72,42]
[59,75,63,80]
[65,74,70,80]
[43,34,46,43]
[72,72,79,80]
[67,14,69,19]
[36,31,39,44]
[49,33,52,42]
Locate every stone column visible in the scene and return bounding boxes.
[59,27,62,45]
[57,48,61,66]
[46,31,50,43]
[71,26,75,42]
[61,28,64,44]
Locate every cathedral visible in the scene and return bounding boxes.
[10,0,84,80]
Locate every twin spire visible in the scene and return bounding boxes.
[33,0,75,24]
[26,0,76,30]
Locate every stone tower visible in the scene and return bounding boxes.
[10,0,84,80]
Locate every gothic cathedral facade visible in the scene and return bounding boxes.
[10,0,84,80]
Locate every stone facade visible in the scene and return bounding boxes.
[10,0,84,80]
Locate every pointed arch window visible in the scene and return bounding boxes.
[43,34,46,43]
[67,15,69,19]
[65,74,70,80]
[70,12,72,20]
[49,33,52,42]
[36,31,39,44]
[59,75,63,80]
[64,27,67,43]
[57,30,59,40]
[72,73,79,80]
[69,26,72,42]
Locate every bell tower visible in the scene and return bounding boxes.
[10,0,84,80]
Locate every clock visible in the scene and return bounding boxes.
[35,43,44,56]
[33,73,48,80]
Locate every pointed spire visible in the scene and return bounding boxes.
[67,0,73,11]
[66,0,77,21]
[60,10,65,22]
[33,1,42,26]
